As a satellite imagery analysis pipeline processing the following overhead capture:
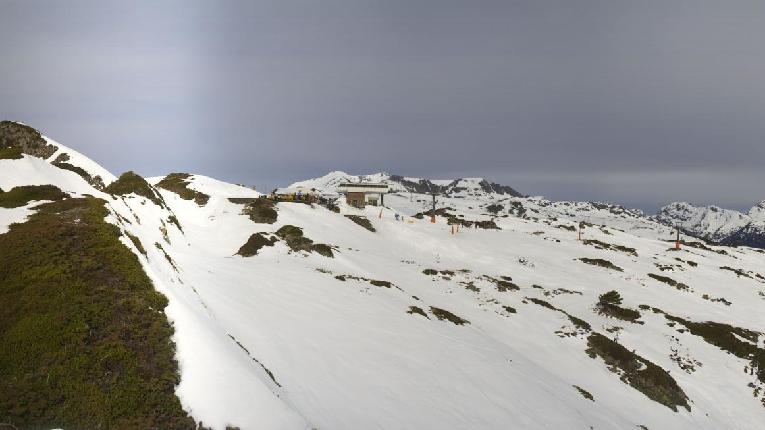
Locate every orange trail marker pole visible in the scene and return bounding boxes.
[675,225,681,250]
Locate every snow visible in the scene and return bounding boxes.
[0,205,35,234]
[3,148,765,429]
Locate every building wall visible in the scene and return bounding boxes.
[346,192,366,208]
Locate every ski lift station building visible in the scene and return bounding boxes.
[337,182,390,208]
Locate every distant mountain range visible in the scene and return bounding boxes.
[654,201,765,248]
[294,171,765,250]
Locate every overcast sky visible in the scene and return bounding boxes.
[2,1,764,212]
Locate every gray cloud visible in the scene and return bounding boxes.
[2,0,764,212]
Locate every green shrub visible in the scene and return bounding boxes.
[275,225,333,257]
[583,239,638,256]
[369,279,392,288]
[573,385,594,401]
[599,291,622,306]
[156,173,210,206]
[242,198,278,224]
[0,185,68,208]
[237,233,277,257]
[663,314,765,384]
[578,258,623,272]
[586,333,690,411]
[125,232,146,256]
[345,215,375,232]
[407,306,429,318]
[0,197,193,429]
[429,307,470,325]
[596,291,642,323]
[648,273,689,291]
[105,171,164,207]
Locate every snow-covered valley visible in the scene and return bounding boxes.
[2,121,765,430]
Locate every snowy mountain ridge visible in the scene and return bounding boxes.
[289,170,524,198]
[2,121,765,430]
[655,201,765,248]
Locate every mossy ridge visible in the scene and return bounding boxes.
[0,197,193,429]
[582,239,638,257]
[237,233,277,257]
[586,333,690,412]
[344,215,376,232]
[578,258,623,272]
[242,198,278,224]
[0,185,68,208]
[0,120,57,159]
[156,173,210,206]
[647,273,690,291]
[275,224,334,258]
[105,171,165,207]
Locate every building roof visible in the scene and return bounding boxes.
[337,182,390,193]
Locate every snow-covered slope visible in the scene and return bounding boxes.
[3,123,765,429]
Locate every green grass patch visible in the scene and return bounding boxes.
[578,258,623,272]
[573,385,594,401]
[0,185,68,208]
[242,198,278,224]
[429,307,470,325]
[407,306,429,319]
[156,173,210,206]
[275,224,333,257]
[0,197,193,429]
[586,332,690,412]
[596,291,642,323]
[648,273,689,291]
[0,146,23,159]
[484,275,520,292]
[125,232,146,256]
[583,239,638,257]
[663,313,764,384]
[237,233,277,257]
[105,171,164,206]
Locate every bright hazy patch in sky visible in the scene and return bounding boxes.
[2,0,764,212]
